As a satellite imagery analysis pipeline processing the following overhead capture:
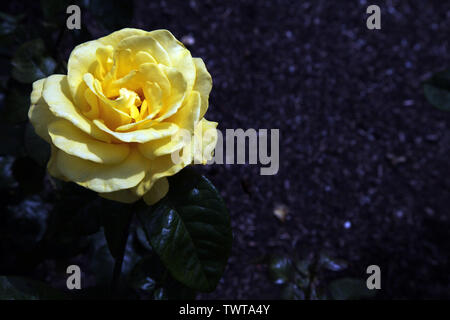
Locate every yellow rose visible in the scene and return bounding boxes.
[28,28,218,205]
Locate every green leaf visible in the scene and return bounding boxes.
[128,254,197,300]
[294,274,309,290]
[72,230,139,296]
[84,232,115,288]
[0,155,17,188]
[11,39,56,84]
[153,287,167,300]
[0,12,25,37]
[319,252,348,272]
[0,12,27,57]
[329,278,376,300]
[281,283,305,300]
[0,13,17,37]
[0,195,50,266]
[294,259,310,277]
[269,256,295,285]
[137,168,232,292]
[134,225,152,252]
[0,276,65,300]
[25,122,50,167]
[5,195,49,243]
[424,69,450,111]
[128,255,163,296]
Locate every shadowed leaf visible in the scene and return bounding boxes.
[138,168,232,292]
[329,278,376,300]
[0,276,65,300]
[424,69,450,111]
[11,39,56,84]
[319,252,348,272]
[269,256,294,285]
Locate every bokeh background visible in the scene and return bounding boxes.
[0,0,449,299]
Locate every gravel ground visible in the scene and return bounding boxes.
[130,0,450,299]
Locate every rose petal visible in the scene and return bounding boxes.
[83,73,134,129]
[42,75,112,143]
[47,145,68,181]
[28,78,56,143]
[93,119,178,143]
[166,90,201,132]
[137,91,202,159]
[67,28,147,105]
[116,35,171,66]
[55,147,149,193]
[99,188,140,204]
[193,118,218,164]
[142,177,169,205]
[148,29,196,92]
[154,64,187,121]
[48,119,130,164]
[193,58,213,118]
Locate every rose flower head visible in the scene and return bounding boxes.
[29,28,218,205]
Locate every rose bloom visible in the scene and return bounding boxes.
[29,28,217,205]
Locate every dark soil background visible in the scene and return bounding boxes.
[2,0,450,299]
[131,0,450,299]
